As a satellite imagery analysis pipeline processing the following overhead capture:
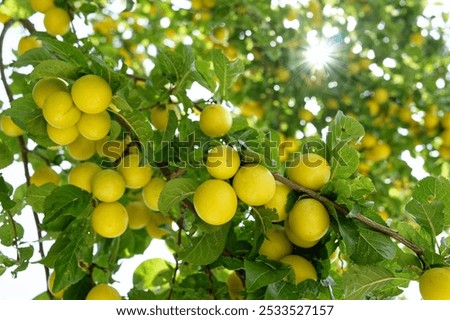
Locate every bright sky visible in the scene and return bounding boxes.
[1,0,448,299]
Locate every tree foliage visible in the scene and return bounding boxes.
[0,0,449,300]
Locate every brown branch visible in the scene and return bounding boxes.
[272,172,427,266]
[0,19,14,104]
[169,168,186,180]
[1,22,50,293]
[18,136,50,285]
[19,19,36,33]
[126,73,147,82]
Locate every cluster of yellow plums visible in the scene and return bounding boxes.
[195,143,331,292]
[30,0,71,36]
[221,153,331,299]
[31,75,113,162]
[12,0,71,57]
[64,151,173,240]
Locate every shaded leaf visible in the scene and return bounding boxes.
[43,185,93,231]
[351,227,396,264]
[244,259,290,292]
[26,184,57,213]
[51,218,95,292]
[158,178,199,215]
[133,258,173,291]
[179,223,230,266]
[0,140,14,170]
[0,174,15,211]
[30,60,79,81]
[406,200,444,239]
[5,95,53,147]
[343,265,411,300]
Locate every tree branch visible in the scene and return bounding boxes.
[272,172,427,265]
[1,23,50,293]
[0,19,14,105]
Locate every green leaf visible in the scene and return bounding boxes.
[115,109,153,148]
[335,216,359,255]
[127,288,157,300]
[51,218,95,292]
[351,227,396,264]
[118,229,151,259]
[194,59,216,92]
[156,46,195,91]
[179,223,230,266]
[13,48,55,67]
[229,116,250,134]
[330,144,359,179]
[0,219,24,246]
[43,185,93,231]
[39,37,89,69]
[0,174,15,211]
[265,280,299,299]
[14,245,34,274]
[30,60,79,81]
[32,292,51,300]
[394,223,426,257]
[405,200,445,239]
[26,184,57,213]
[161,111,178,142]
[61,275,92,300]
[411,176,450,227]
[343,265,402,299]
[244,260,291,292]
[111,96,133,112]
[323,175,375,209]
[133,258,173,291]
[212,49,244,101]
[5,95,53,147]
[250,207,278,258]
[329,111,365,144]
[0,140,13,170]
[158,178,199,215]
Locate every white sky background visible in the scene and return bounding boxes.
[0,0,448,299]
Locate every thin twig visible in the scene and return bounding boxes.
[126,73,147,82]
[18,136,50,282]
[272,172,427,266]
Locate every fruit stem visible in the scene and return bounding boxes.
[272,172,427,267]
